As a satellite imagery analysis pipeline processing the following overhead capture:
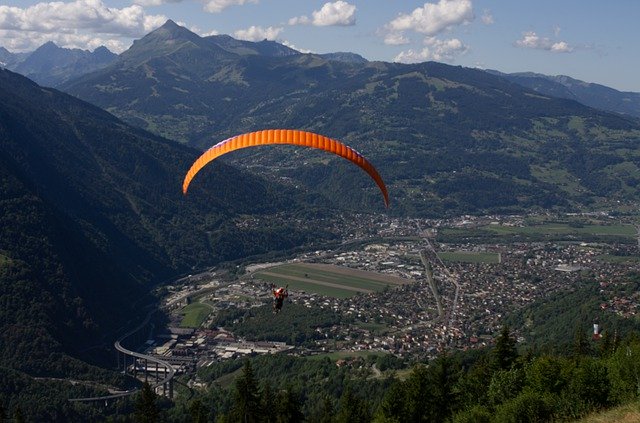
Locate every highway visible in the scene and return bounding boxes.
[69,310,175,403]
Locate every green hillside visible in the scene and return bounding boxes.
[0,67,333,413]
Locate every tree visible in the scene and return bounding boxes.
[488,368,525,407]
[260,382,277,423]
[230,361,261,423]
[572,325,592,358]
[492,325,518,371]
[428,353,461,421]
[188,399,210,423]
[134,382,160,423]
[336,387,371,423]
[314,395,335,423]
[276,387,305,423]
[493,391,553,423]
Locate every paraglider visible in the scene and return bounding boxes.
[271,284,289,313]
[182,129,389,207]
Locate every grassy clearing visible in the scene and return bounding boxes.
[180,302,212,328]
[255,273,354,298]
[438,251,500,264]
[596,254,640,264]
[214,367,243,389]
[577,401,640,423]
[485,223,636,237]
[306,350,387,361]
[355,321,392,335]
[254,263,409,299]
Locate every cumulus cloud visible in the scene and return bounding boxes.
[281,39,313,54]
[0,0,166,52]
[133,0,183,6]
[202,0,258,14]
[515,31,573,53]
[386,0,473,36]
[289,1,356,27]
[234,25,283,41]
[394,36,468,63]
[481,9,494,25]
[383,32,410,46]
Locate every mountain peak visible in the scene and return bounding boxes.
[36,41,61,52]
[150,19,200,42]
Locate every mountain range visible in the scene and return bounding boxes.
[59,20,640,215]
[486,70,640,118]
[0,42,117,87]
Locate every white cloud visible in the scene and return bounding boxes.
[515,31,573,53]
[202,0,258,14]
[394,36,468,63]
[386,0,473,36]
[481,9,494,25]
[281,39,312,54]
[234,25,283,41]
[383,32,410,46]
[289,1,356,27]
[0,1,166,52]
[133,0,183,6]
[0,28,127,53]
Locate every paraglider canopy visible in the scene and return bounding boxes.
[182,129,389,207]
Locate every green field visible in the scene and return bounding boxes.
[485,223,636,237]
[253,263,409,298]
[442,223,636,240]
[306,350,388,361]
[596,254,640,264]
[180,302,212,328]
[438,251,500,264]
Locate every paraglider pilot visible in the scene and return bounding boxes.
[272,285,289,313]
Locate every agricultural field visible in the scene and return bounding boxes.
[441,222,637,241]
[485,223,636,237]
[596,254,640,264]
[253,263,410,298]
[438,251,501,264]
[179,302,212,328]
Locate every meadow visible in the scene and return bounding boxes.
[438,251,501,264]
[179,302,212,328]
[253,263,409,298]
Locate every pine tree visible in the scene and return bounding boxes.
[277,387,305,423]
[260,382,277,423]
[133,382,160,423]
[315,395,335,423]
[572,324,592,358]
[336,387,371,423]
[492,325,518,370]
[230,361,261,423]
[188,399,210,423]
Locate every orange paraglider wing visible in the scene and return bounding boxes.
[182,129,389,207]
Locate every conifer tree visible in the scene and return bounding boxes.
[260,382,277,423]
[492,325,518,370]
[231,361,261,423]
[134,382,159,423]
[336,387,370,423]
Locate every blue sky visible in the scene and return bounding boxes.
[1,0,638,91]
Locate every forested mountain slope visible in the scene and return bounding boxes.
[0,68,329,376]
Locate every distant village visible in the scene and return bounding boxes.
[144,212,640,380]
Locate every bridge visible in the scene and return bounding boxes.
[69,310,176,404]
